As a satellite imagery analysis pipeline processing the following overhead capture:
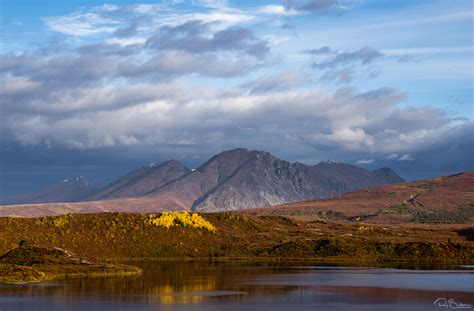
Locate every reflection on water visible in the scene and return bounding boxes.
[0,261,473,310]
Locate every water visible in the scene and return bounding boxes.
[0,261,473,310]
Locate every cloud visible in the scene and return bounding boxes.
[356,159,375,164]
[0,75,40,96]
[259,5,288,15]
[385,153,399,160]
[113,24,138,38]
[304,46,383,84]
[284,0,348,13]
[312,46,382,69]
[145,20,269,59]
[43,2,256,39]
[121,50,261,78]
[241,69,308,94]
[398,154,415,161]
[43,12,121,36]
[1,75,466,160]
[303,46,333,55]
[320,68,353,83]
[384,153,414,161]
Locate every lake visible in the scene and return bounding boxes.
[1,261,473,310]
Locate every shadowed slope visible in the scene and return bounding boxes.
[88,160,191,200]
[0,177,98,206]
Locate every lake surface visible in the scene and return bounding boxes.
[1,261,473,311]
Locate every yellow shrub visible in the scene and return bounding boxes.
[357,225,373,233]
[53,216,69,228]
[148,211,217,233]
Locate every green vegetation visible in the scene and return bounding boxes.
[0,245,141,284]
[372,203,474,224]
[254,238,473,261]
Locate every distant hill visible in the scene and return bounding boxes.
[87,160,191,200]
[0,176,98,206]
[248,172,474,224]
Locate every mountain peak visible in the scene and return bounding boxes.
[87,159,191,201]
[372,167,405,183]
[62,176,92,184]
[319,160,340,164]
[0,176,99,206]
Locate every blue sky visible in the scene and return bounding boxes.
[0,0,473,196]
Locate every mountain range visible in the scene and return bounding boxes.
[0,176,98,206]
[0,148,404,211]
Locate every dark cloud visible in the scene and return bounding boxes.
[320,67,353,83]
[113,23,138,38]
[78,43,140,56]
[312,46,382,69]
[304,46,383,84]
[241,69,308,94]
[284,0,345,13]
[145,20,270,60]
[303,46,333,55]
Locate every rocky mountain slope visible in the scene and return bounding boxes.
[145,148,404,211]
[0,148,404,212]
[0,176,98,206]
[87,160,191,200]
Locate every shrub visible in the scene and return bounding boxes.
[148,211,217,233]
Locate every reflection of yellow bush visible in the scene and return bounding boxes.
[148,212,217,233]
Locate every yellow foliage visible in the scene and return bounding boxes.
[35,215,70,228]
[148,211,217,233]
[53,216,69,228]
[357,225,373,233]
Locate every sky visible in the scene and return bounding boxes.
[0,0,473,196]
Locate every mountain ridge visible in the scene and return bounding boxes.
[0,176,99,206]
[0,148,404,210]
[87,159,191,200]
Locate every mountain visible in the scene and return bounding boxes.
[0,148,404,212]
[0,172,470,221]
[87,160,191,200]
[0,176,99,206]
[144,148,404,211]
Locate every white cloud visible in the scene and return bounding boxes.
[398,154,415,161]
[259,5,293,15]
[356,159,375,164]
[0,80,451,154]
[385,153,399,160]
[0,75,40,96]
[106,37,146,46]
[44,13,120,36]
